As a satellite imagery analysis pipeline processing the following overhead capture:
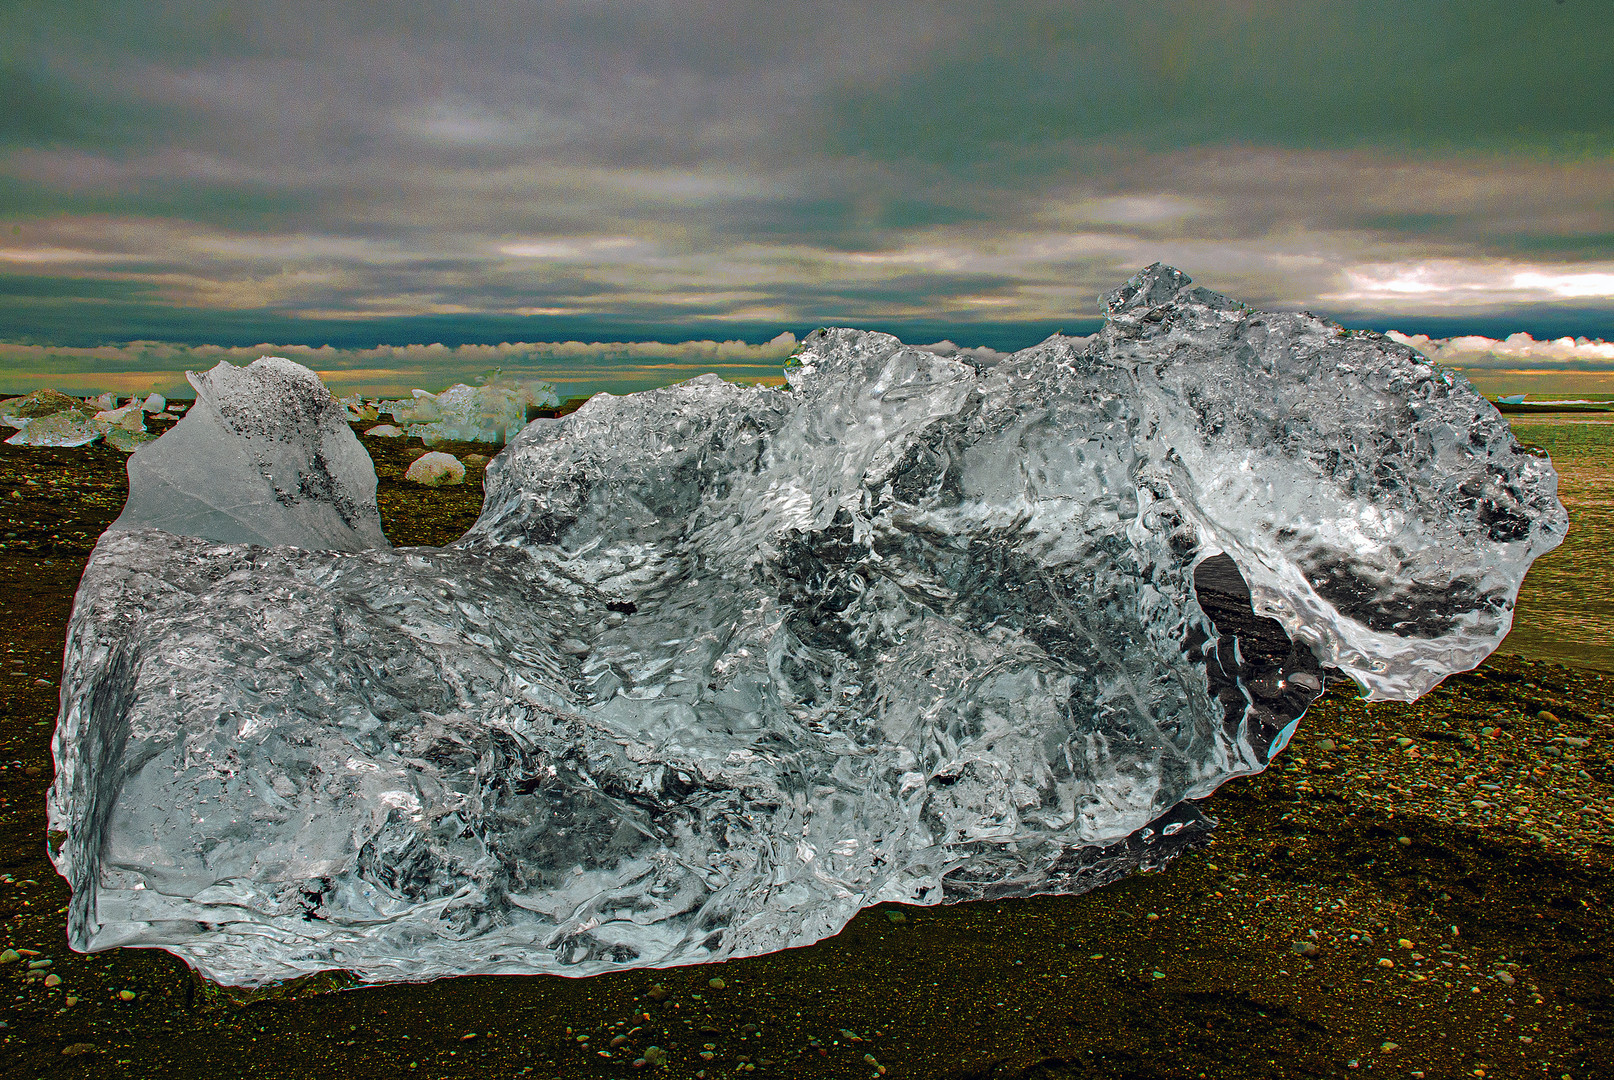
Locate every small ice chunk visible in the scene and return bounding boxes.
[336,393,376,423]
[404,451,465,487]
[104,428,156,453]
[403,378,560,445]
[1,390,84,429]
[364,424,404,437]
[109,357,389,551]
[93,404,146,432]
[141,393,167,414]
[4,410,101,447]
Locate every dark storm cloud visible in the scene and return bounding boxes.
[0,0,1609,352]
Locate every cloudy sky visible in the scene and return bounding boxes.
[2,1,1612,395]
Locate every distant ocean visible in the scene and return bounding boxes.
[1503,418,1614,674]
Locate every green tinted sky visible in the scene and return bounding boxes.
[1,0,1611,354]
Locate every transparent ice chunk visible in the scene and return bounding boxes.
[382,378,560,445]
[1,389,84,428]
[49,266,1565,986]
[5,410,102,447]
[108,357,389,551]
[93,404,147,432]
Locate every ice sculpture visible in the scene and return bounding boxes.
[48,266,1566,986]
[109,357,388,551]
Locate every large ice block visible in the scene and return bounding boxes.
[48,267,1566,986]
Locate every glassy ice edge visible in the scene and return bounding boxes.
[47,265,1567,987]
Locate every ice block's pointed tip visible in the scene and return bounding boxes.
[1104,263,1195,315]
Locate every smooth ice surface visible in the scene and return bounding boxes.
[108,357,389,551]
[49,266,1566,986]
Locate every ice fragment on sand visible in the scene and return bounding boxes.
[383,377,559,445]
[49,266,1565,987]
[404,451,465,487]
[108,357,389,551]
[104,429,156,453]
[0,389,83,427]
[364,424,403,437]
[5,410,101,447]
[93,404,146,432]
[140,393,167,414]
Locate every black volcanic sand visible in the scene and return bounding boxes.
[0,427,1609,1080]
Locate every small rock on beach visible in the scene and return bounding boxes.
[404,451,466,487]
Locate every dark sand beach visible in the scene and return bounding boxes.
[0,419,1609,1079]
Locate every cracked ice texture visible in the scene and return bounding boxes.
[48,266,1565,986]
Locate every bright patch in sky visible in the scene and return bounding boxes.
[1510,272,1614,299]
[1328,261,1614,308]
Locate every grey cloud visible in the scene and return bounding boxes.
[0,1,1610,342]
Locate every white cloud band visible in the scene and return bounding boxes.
[1388,330,1614,370]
